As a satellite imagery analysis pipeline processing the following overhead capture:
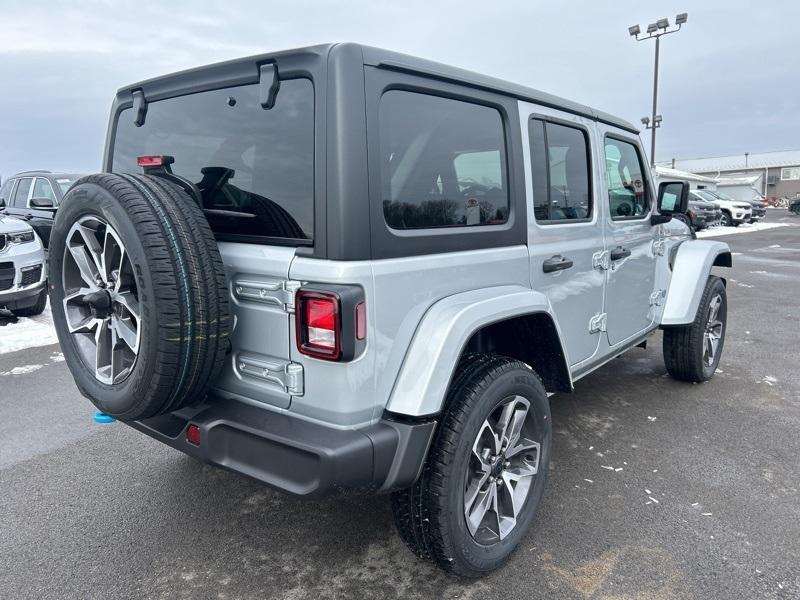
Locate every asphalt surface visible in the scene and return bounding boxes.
[1,212,798,600]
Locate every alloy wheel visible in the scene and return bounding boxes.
[61,215,141,384]
[703,294,723,367]
[464,395,541,544]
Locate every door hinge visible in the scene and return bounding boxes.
[233,278,302,313]
[649,289,666,307]
[592,250,611,271]
[589,312,607,334]
[652,239,667,256]
[235,353,304,396]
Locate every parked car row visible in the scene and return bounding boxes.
[690,189,763,227]
[0,170,83,316]
[0,171,82,248]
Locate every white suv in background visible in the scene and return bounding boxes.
[0,213,48,316]
[692,189,751,227]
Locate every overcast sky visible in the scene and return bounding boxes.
[1,0,798,179]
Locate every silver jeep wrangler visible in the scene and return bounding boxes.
[49,44,731,577]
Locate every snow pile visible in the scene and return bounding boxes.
[0,300,59,354]
[696,222,795,239]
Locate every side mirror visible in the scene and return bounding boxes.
[651,181,689,225]
[0,197,5,209]
[30,197,55,209]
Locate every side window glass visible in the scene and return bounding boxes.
[604,138,650,219]
[380,91,509,230]
[528,119,592,222]
[12,178,32,208]
[0,179,14,206]
[33,178,57,203]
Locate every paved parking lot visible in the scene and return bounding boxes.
[1,212,798,600]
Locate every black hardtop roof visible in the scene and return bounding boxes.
[117,42,638,134]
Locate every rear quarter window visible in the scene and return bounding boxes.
[379,91,509,230]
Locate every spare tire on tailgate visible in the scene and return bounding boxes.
[49,173,231,421]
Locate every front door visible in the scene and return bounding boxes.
[524,109,605,366]
[600,132,658,346]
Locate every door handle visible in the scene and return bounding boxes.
[610,246,631,261]
[542,255,574,273]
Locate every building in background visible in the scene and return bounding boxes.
[654,166,717,190]
[658,150,800,200]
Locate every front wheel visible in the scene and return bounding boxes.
[719,212,731,227]
[663,276,727,382]
[391,354,552,577]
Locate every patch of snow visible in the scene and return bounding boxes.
[749,270,770,275]
[761,375,777,386]
[50,352,65,363]
[648,496,659,504]
[0,300,58,355]
[768,244,781,248]
[0,364,44,376]
[647,416,657,422]
[583,479,593,484]
[696,221,795,239]
[600,465,614,470]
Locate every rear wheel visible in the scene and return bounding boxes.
[392,355,551,577]
[49,173,231,421]
[663,276,727,382]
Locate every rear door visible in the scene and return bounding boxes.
[598,129,659,346]
[110,77,316,409]
[522,106,606,366]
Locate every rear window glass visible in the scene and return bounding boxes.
[112,78,314,241]
[379,91,509,230]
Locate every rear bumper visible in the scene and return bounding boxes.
[129,398,436,497]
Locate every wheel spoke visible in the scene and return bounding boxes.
[76,224,105,282]
[111,314,139,352]
[115,291,140,322]
[68,243,101,288]
[94,319,113,382]
[495,396,529,451]
[465,484,496,537]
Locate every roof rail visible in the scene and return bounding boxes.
[14,170,52,175]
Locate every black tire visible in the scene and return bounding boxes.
[391,354,552,577]
[49,173,231,421]
[720,211,731,227]
[12,289,47,317]
[663,276,727,383]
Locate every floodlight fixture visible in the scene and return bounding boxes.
[646,23,658,34]
[628,24,641,36]
[656,18,670,29]
[675,13,688,25]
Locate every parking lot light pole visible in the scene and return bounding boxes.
[628,13,688,167]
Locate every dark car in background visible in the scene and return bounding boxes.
[687,192,720,230]
[0,171,83,248]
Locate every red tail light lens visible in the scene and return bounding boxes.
[296,291,341,360]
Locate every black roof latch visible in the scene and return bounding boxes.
[259,63,280,110]
[132,89,147,127]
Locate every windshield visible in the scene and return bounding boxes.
[112,78,314,242]
[55,177,80,195]
[695,190,719,203]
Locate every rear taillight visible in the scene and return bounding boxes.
[296,291,341,360]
